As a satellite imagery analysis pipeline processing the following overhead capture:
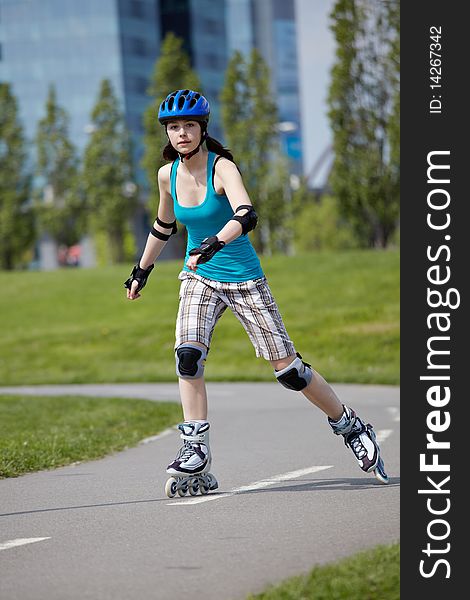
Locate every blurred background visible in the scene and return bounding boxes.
[0,0,399,271]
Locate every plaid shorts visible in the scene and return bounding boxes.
[175,271,297,361]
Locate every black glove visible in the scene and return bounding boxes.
[189,236,226,264]
[123,263,154,293]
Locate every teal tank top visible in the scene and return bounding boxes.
[171,151,264,282]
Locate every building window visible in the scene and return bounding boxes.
[129,0,145,19]
[127,113,145,134]
[122,36,149,57]
[202,53,221,70]
[132,76,148,95]
[160,0,193,61]
[131,37,147,56]
[203,18,220,34]
[205,88,220,102]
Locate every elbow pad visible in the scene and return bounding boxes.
[230,204,258,235]
[150,216,178,241]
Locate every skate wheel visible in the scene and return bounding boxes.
[374,469,389,484]
[165,477,178,498]
[207,473,218,491]
[189,479,199,496]
[374,460,389,484]
[200,484,210,495]
[177,484,188,496]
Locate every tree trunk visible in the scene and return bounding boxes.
[2,250,14,270]
[109,230,125,264]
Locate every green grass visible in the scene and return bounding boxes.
[0,249,399,385]
[247,543,400,600]
[0,394,182,478]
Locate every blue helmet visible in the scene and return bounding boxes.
[158,89,210,124]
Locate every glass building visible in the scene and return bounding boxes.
[0,0,302,179]
[159,0,228,141]
[226,0,303,174]
[0,0,303,265]
[160,0,304,173]
[0,0,161,181]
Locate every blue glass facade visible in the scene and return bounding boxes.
[226,0,254,57]
[159,0,227,141]
[0,0,302,183]
[0,0,160,183]
[117,0,161,172]
[0,0,123,151]
[273,15,303,166]
[189,0,227,141]
[227,0,303,173]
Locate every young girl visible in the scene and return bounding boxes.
[124,89,388,497]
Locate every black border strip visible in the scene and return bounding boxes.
[401,3,465,597]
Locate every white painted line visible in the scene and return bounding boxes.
[386,406,400,422]
[140,428,174,445]
[232,466,333,493]
[169,493,234,506]
[376,429,393,443]
[167,465,333,506]
[0,538,51,552]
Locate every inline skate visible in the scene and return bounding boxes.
[329,405,389,484]
[165,421,218,498]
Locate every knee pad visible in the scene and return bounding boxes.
[275,353,313,391]
[175,344,207,379]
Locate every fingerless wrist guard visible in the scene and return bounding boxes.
[188,236,226,264]
[123,263,154,292]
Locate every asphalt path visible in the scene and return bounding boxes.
[0,383,400,600]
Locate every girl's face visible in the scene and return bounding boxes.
[166,119,202,154]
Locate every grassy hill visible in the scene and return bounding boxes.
[0,250,399,385]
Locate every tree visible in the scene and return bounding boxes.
[386,0,400,236]
[0,83,33,270]
[220,51,250,170]
[327,0,400,248]
[220,49,287,254]
[82,79,137,264]
[34,85,83,247]
[142,33,201,201]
